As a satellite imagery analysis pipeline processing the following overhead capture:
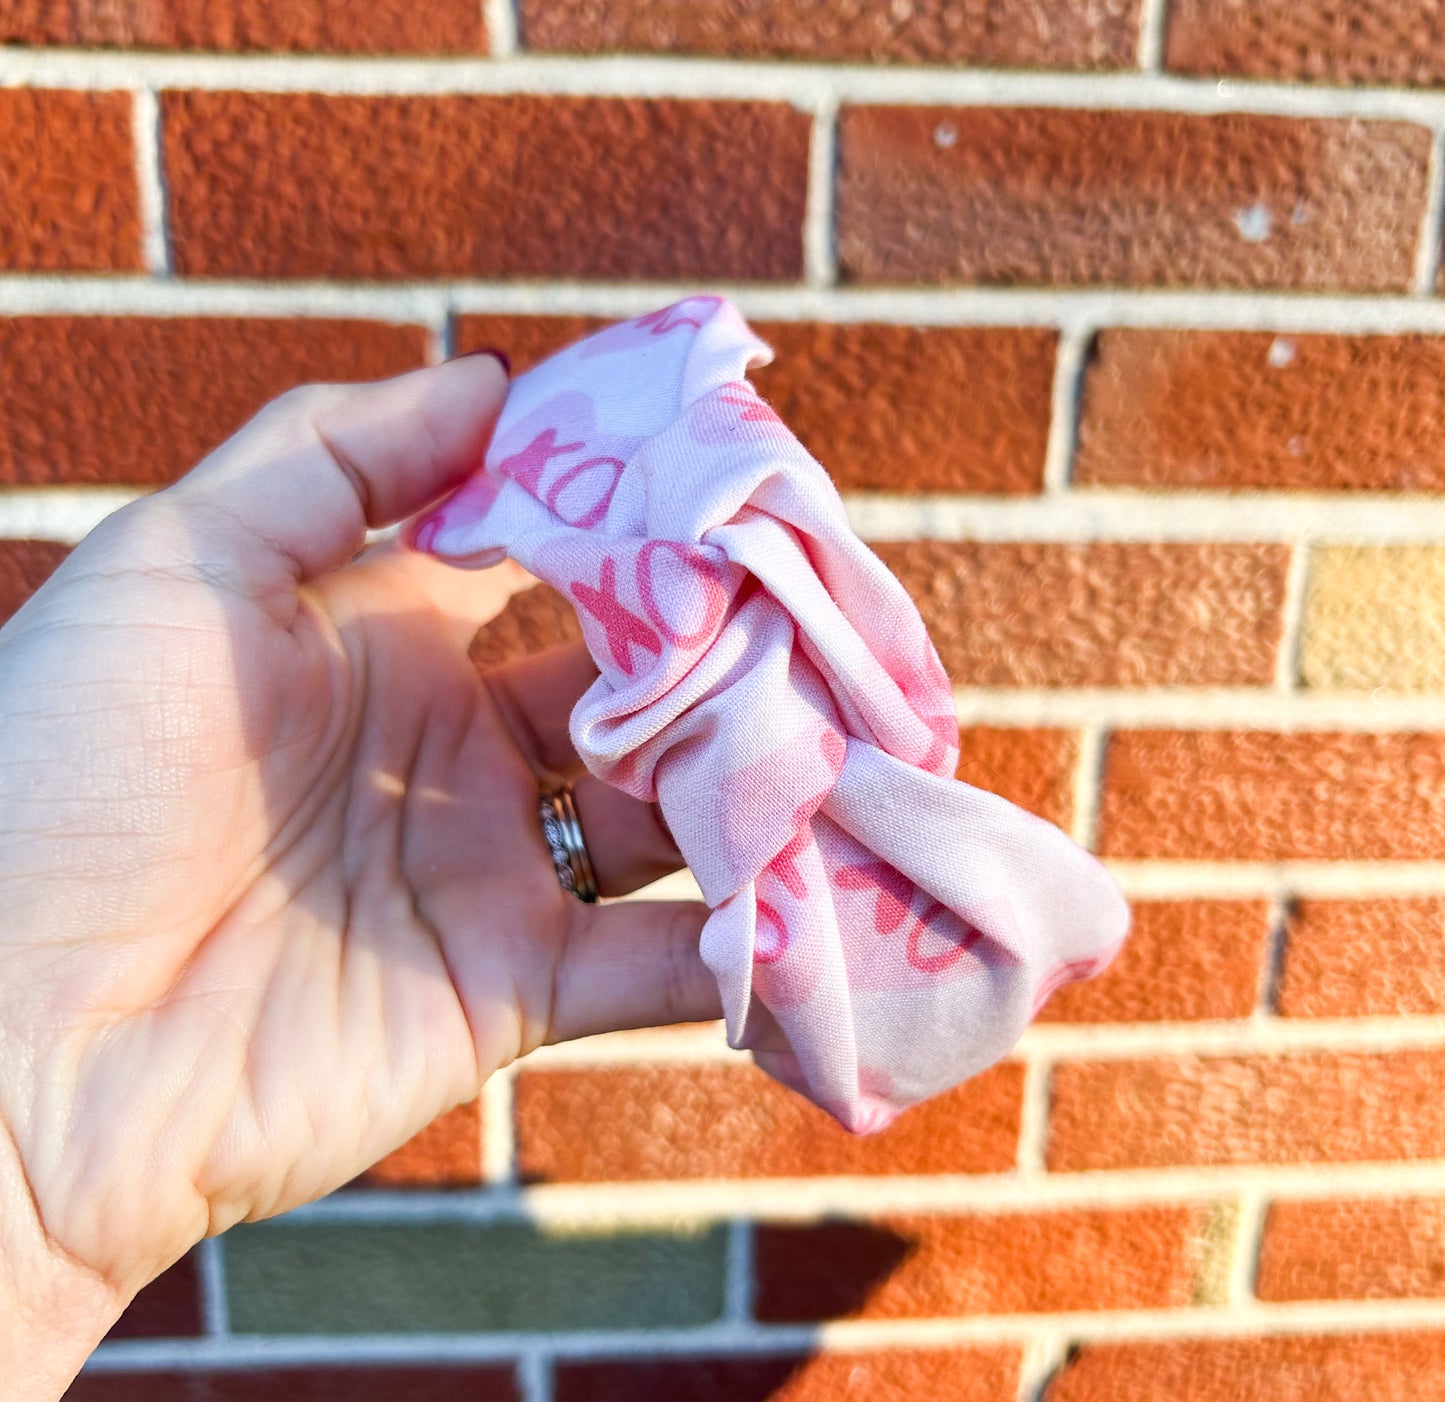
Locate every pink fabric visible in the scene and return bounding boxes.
[410,297,1130,1133]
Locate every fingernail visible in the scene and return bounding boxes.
[406,512,443,553]
[458,346,511,376]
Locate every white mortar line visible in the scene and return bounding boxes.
[803,96,839,288]
[516,1352,550,1402]
[1041,327,1091,493]
[1414,127,1445,295]
[950,687,1445,730]
[80,1296,1445,1369]
[484,0,519,57]
[1108,861,1445,899]
[1069,725,1105,852]
[481,1064,517,1185]
[0,489,141,542]
[1227,1192,1267,1305]
[1136,0,1171,71]
[10,52,1445,118]
[1015,1057,1052,1175]
[1274,541,1311,692]
[131,88,170,275]
[198,1237,230,1337]
[253,1157,1445,1229]
[1017,1333,1068,1402]
[13,279,1445,334]
[723,1220,755,1323]
[1258,896,1292,1018]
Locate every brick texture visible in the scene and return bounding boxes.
[164,93,810,281]
[956,727,1077,831]
[514,1061,1023,1181]
[0,90,139,273]
[0,317,427,487]
[1049,1051,1445,1171]
[554,1348,1022,1402]
[1278,898,1445,1018]
[1045,1333,1445,1402]
[1302,546,1445,692]
[470,584,584,672]
[1098,731,1445,861]
[521,0,1138,68]
[0,0,484,52]
[64,1368,519,1401]
[0,540,69,625]
[871,541,1288,688]
[754,1205,1210,1320]
[837,107,1429,290]
[1075,331,1445,491]
[1166,0,1445,87]
[1258,1197,1445,1301]
[354,1098,482,1188]
[1038,900,1271,1024]
[105,1251,203,1340]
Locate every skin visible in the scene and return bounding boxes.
[0,356,720,1399]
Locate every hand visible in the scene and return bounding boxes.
[0,356,719,1398]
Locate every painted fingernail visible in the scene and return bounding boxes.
[458,346,511,376]
[406,512,443,552]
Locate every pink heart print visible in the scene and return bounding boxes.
[409,297,1130,1134]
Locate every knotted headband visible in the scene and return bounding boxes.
[410,297,1130,1133]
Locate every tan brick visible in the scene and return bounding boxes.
[1301,546,1445,693]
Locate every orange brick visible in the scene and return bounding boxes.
[1038,900,1271,1024]
[1098,731,1445,862]
[755,1205,1208,1320]
[0,90,139,273]
[1259,1198,1445,1302]
[0,541,69,625]
[1049,1051,1445,1171]
[459,316,1056,495]
[956,727,1076,831]
[514,1061,1023,1182]
[165,93,809,281]
[1076,330,1445,491]
[469,584,583,672]
[555,1348,1021,1402]
[521,0,1138,68]
[837,107,1428,291]
[1279,898,1445,1018]
[0,317,427,487]
[0,0,483,51]
[1045,1333,1445,1402]
[872,542,1288,688]
[1166,0,1445,86]
[354,1099,482,1188]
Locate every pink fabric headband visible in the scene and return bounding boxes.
[410,297,1130,1133]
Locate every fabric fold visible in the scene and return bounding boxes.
[410,296,1130,1133]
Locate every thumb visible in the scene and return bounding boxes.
[159,352,509,585]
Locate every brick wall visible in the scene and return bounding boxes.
[5,4,1444,1400]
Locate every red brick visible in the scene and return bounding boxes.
[0,540,69,625]
[957,727,1077,831]
[105,1251,202,1340]
[871,541,1287,688]
[755,1205,1208,1321]
[1039,900,1270,1024]
[165,93,809,281]
[837,107,1428,291]
[555,1348,1021,1402]
[458,316,1055,495]
[469,584,583,672]
[515,1061,1022,1181]
[1259,1198,1445,1302]
[354,1098,482,1188]
[1098,730,1445,862]
[1045,1333,1445,1402]
[1077,330,1445,491]
[0,316,427,487]
[64,1367,518,1401]
[0,0,482,52]
[1049,1050,1445,1171]
[1166,0,1445,86]
[0,90,139,273]
[522,0,1138,68]
[1279,898,1445,1018]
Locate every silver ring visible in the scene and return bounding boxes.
[539,786,598,904]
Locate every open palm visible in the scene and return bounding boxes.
[0,357,717,1397]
